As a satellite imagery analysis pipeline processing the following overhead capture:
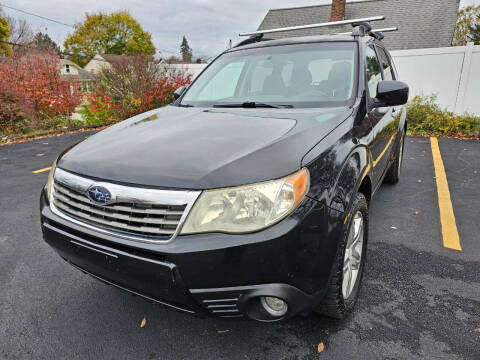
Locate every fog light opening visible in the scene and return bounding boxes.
[260,296,288,317]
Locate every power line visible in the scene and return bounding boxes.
[0,3,74,28]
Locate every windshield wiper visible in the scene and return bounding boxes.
[213,102,293,109]
[177,103,195,107]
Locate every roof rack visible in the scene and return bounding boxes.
[338,26,398,40]
[238,16,385,37]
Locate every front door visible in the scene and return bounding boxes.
[364,44,397,188]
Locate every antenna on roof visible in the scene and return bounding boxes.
[239,16,385,37]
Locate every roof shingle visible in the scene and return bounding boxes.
[257,0,460,50]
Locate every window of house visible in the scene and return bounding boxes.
[365,46,381,98]
[65,64,70,73]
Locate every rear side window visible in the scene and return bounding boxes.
[365,46,381,98]
[376,47,395,80]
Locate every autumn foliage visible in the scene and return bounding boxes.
[83,56,191,123]
[0,50,82,135]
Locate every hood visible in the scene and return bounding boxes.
[58,106,352,189]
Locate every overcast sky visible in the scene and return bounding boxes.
[2,0,479,59]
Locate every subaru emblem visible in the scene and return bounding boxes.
[87,185,112,205]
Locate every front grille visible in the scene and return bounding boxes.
[51,168,200,242]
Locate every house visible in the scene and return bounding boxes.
[59,59,95,90]
[83,54,135,74]
[257,0,460,50]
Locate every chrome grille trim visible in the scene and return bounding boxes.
[50,168,201,243]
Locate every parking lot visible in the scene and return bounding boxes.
[0,132,479,359]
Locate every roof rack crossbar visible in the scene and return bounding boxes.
[337,27,398,35]
[239,16,385,37]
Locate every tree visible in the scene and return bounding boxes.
[0,11,11,55]
[5,15,34,46]
[33,32,60,53]
[453,5,480,46]
[468,16,480,44]
[0,50,82,134]
[64,11,156,67]
[85,56,191,122]
[180,36,192,63]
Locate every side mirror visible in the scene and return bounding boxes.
[173,86,187,100]
[373,80,409,107]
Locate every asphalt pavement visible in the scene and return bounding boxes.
[0,133,479,359]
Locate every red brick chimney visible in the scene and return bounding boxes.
[330,0,346,22]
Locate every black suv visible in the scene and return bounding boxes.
[40,23,408,322]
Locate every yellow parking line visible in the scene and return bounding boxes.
[430,137,462,251]
[32,167,51,174]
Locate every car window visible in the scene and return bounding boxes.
[376,47,395,81]
[196,60,246,100]
[365,46,382,98]
[181,42,358,108]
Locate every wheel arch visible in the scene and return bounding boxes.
[329,145,372,215]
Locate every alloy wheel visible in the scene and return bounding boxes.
[342,211,364,299]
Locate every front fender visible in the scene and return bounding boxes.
[329,146,371,215]
[303,119,372,215]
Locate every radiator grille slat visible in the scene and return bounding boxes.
[52,180,187,238]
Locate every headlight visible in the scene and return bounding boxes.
[180,168,309,235]
[45,158,58,202]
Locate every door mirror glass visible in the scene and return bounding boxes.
[174,86,187,100]
[373,80,409,107]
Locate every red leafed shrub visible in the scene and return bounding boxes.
[83,56,191,123]
[0,50,82,135]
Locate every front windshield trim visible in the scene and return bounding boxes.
[178,41,359,109]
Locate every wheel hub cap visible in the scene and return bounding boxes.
[342,211,364,299]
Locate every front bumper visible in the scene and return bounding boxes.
[40,190,342,321]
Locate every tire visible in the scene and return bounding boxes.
[319,192,369,319]
[384,131,405,184]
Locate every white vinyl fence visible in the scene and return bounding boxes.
[391,43,480,115]
[164,63,207,79]
[177,43,480,115]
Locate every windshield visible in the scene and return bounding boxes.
[180,42,357,108]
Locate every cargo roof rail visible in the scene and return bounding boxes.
[235,16,398,47]
[238,16,385,37]
[339,25,398,40]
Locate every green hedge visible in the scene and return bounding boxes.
[406,95,480,138]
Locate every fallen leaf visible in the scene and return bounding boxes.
[391,226,397,230]
[414,210,419,215]
[475,328,480,333]
[217,330,230,334]
[324,329,329,335]
[36,153,45,157]
[417,179,422,183]
[318,342,325,353]
[140,317,146,328]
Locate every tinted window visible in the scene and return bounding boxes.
[365,46,381,98]
[376,47,395,80]
[181,42,358,108]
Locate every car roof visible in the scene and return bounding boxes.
[228,34,357,53]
